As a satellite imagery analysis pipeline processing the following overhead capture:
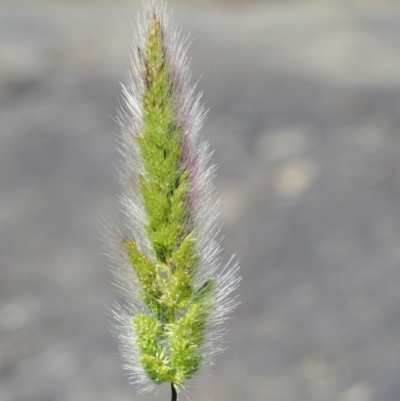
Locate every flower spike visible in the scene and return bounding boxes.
[107,0,240,397]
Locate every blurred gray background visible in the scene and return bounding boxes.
[2,0,400,400]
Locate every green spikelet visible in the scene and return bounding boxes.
[108,0,240,397]
[124,14,211,388]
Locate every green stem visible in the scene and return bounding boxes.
[171,383,177,401]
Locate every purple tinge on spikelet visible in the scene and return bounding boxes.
[163,31,206,216]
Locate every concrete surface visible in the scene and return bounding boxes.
[2,2,400,401]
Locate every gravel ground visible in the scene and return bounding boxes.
[2,2,400,401]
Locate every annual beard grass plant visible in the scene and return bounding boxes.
[106,1,240,400]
